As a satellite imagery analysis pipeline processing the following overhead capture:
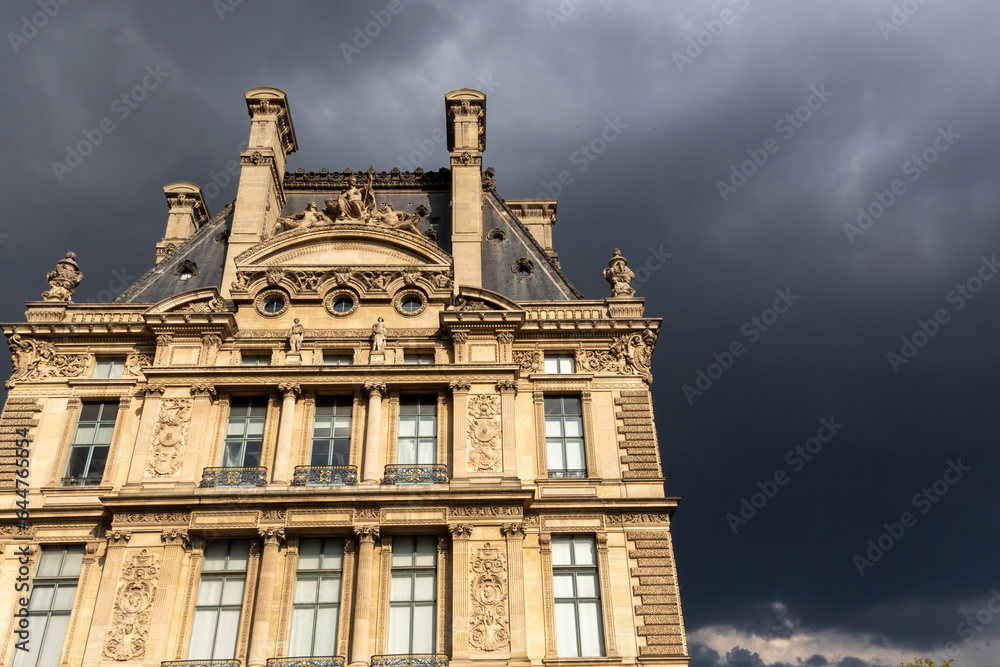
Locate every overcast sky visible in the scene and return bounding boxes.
[2,1,999,665]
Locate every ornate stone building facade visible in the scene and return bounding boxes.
[0,88,688,667]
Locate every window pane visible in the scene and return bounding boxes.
[108,360,125,379]
[36,613,70,667]
[563,417,583,439]
[413,573,435,601]
[398,418,417,437]
[576,573,599,598]
[573,537,597,565]
[323,544,344,570]
[227,541,250,570]
[36,550,63,577]
[28,585,54,611]
[188,609,218,659]
[52,583,78,610]
[221,578,245,605]
[390,574,412,602]
[79,403,101,421]
[294,578,318,604]
[387,606,411,653]
[544,357,559,374]
[578,601,604,656]
[397,439,416,465]
[298,540,321,570]
[13,616,45,667]
[246,420,265,437]
[411,605,435,652]
[213,609,241,659]
[61,547,85,576]
[86,446,108,477]
[551,538,572,565]
[554,602,580,657]
[310,440,331,467]
[196,579,223,606]
[203,542,229,571]
[414,537,436,566]
[417,417,436,437]
[546,440,566,470]
[319,576,342,602]
[391,538,415,566]
[553,573,575,599]
[544,419,563,438]
[73,424,96,445]
[288,607,315,657]
[565,440,585,469]
[101,403,120,422]
[314,606,339,655]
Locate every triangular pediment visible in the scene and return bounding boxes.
[235,224,452,269]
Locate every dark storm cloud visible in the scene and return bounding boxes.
[2,0,998,663]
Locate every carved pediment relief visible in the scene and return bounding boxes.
[144,288,228,316]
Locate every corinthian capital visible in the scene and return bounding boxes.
[258,527,286,546]
[278,382,301,398]
[364,381,387,399]
[353,525,381,543]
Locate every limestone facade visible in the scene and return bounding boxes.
[0,87,689,667]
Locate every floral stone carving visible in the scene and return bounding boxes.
[467,395,502,473]
[103,549,159,661]
[145,399,193,476]
[578,329,658,382]
[6,334,89,388]
[469,543,510,652]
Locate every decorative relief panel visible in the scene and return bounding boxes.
[469,543,510,652]
[467,395,502,473]
[145,399,193,477]
[512,350,539,373]
[103,549,159,661]
[577,329,658,382]
[6,335,89,388]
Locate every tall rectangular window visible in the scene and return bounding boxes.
[92,357,125,379]
[397,396,437,465]
[552,535,604,657]
[13,546,84,667]
[188,540,250,661]
[241,353,271,367]
[63,401,118,486]
[222,397,267,468]
[288,538,344,657]
[311,397,352,467]
[387,536,437,654]
[544,396,585,478]
[544,353,576,374]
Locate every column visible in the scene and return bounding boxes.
[350,526,380,667]
[271,383,300,484]
[496,380,518,483]
[449,381,471,484]
[361,382,386,484]
[247,528,285,667]
[143,530,191,667]
[449,524,472,660]
[501,523,529,666]
[81,531,131,667]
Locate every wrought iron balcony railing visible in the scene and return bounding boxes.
[370,655,449,667]
[547,468,588,479]
[292,465,358,486]
[162,660,241,667]
[383,464,448,485]
[200,466,268,487]
[266,657,345,667]
[61,475,102,487]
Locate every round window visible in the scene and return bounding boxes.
[179,271,193,281]
[401,296,422,313]
[331,295,354,313]
[263,295,285,313]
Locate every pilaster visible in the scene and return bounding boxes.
[497,380,518,483]
[81,531,132,667]
[449,381,471,485]
[501,523,529,665]
[449,524,473,660]
[361,382,386,484]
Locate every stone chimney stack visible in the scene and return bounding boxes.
[504,199,559,264]
[221,87,298,297]
[445,89,486,289]
[157,182,209,263]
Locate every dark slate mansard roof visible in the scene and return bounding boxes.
[114,168,582,305]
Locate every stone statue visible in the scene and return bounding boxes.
[42,252,84,302]
[270,201,332,237]
[371,317,387,352]
[376,202,424,236]
[603,248,636,297]
[288,318,304,354]
[323,173,377,222]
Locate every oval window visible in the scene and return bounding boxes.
[331,295,354,313]
[401,296,422,313]
[263,295,285,313]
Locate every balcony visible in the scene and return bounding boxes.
[266,658,345,667]
[292,465,358,486]
[383,464,448,485]
[547,469,587,479]
[200,467,268,487]
[370,655,449,667]
[61,475,102,487]
[162,661,240,667]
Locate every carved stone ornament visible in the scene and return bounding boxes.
[449,380,472,392]
[6,334,89,388]
[603,248,636,297]
[495,380,517,394]
[353,525,380,542]
[42,251,84,302]
[512,350,540,374]
[258,527,286,545]
[500,523,526,539]
[469,543,510,652]
[103,549,159,661]
[577,328,658,382]
[371,317,387,352]
[124,352,152,378]
[145,399,193,477]
[106,530,133,545]
[482,166,496,191]
[468,395,502,473]
[449,524,473,539]
[190,383,217,398]
[175,296,226,313]
[160,529,191,546]
[364,381,386,398]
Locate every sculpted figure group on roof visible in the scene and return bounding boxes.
[270,170,424,238]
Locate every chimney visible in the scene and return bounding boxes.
[504,199,559,264]
[157,182,210,263]
[445,88,486,289]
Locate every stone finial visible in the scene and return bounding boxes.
[603,248,635,297]
[42,252,83,302]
